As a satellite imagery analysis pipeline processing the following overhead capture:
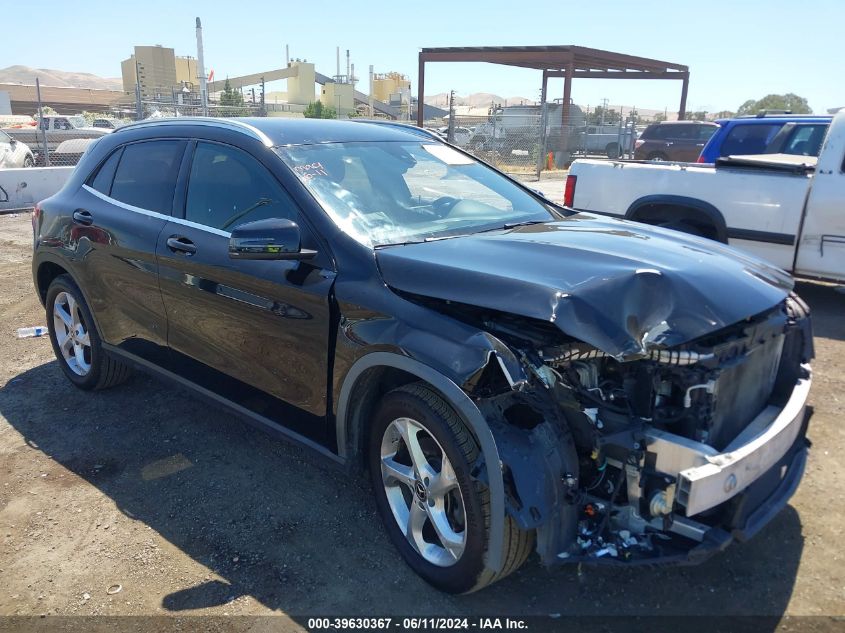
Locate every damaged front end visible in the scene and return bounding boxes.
[422,292,814,566]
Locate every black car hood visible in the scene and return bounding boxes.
[375,214,794,359]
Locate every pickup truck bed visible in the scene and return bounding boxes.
[567,110,845,283]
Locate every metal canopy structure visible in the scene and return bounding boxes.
[416,45,690,128]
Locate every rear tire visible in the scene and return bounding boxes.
[648,152,669,162]
[45,274,131,391]
[605,142,621,159]
[369,382,532,593]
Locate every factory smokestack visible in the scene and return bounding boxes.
[195,17,208,116]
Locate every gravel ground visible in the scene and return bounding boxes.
[0,212,843,626]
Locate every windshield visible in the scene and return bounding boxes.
[68,116,87,129]
[276,141,555,247]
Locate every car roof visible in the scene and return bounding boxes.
[715,116,831,125]
[114,116,433,146]
[650,120,718,126]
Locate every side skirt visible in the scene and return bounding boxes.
[102,343,346,467]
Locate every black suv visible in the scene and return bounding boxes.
[32,118,813,593]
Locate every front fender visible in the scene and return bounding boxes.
[335,351,507,575]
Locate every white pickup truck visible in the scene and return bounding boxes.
[567,109,845,283]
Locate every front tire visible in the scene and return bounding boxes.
[369,382,532,593]
[23,154,34,168]
[45,275,131,390]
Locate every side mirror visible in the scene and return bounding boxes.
[9,138,17,148]
[228,218,317,261]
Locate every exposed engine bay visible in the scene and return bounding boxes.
[414,291,814,565]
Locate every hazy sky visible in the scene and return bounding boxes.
[3,0,842,114]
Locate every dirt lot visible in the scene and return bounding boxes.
[0,212,843,625]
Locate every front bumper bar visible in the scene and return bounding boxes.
[645,365,811,517]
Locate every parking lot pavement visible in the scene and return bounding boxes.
[0,213,843,621]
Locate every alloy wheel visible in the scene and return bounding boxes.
[52,291,92,376]
[380,417,467,567]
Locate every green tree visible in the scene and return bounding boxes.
[219,78,244,107]
[303,101,337,119]
[737,93,812,116]
[587,106,620,125]
[652,112,667,123]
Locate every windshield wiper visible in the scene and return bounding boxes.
[373,221,547,248]
[373,239,427,249]
[473,219,547,234]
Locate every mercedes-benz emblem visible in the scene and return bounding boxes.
[414,480,427,501]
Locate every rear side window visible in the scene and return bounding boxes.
[697,126,718,141]
[781,124,828,156]
[88,148,123,195]
[110,141,186,214]
[720,124,781,156]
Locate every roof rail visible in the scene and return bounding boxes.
[113,117,273,147]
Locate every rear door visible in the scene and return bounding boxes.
[667,124,710,161]
[76,139,186,359]
[155,140,335,441]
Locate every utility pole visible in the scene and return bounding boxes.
[368,65,374,117]
[35,77,49,166]
[195,17,208,116]
[134,58,143,121]
[447,90,456,143]
[260,76,266,116]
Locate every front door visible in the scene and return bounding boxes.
[0,131,12,168]
[794,132,845,281]
[155,140,335,440]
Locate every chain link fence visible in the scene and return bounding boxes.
[431,107,639,177]
[3,78,640,174]
[0,80,308,168]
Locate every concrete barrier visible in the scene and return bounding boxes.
[0,167,74,212]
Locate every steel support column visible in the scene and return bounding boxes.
[678,73,689,120]
[416,55,426,127]
[536,70,549,177]
[561,62,574,154]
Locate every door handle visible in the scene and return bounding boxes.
[166,236,197,255]
[72,209,93,226]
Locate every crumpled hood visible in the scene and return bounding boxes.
[375,213,794,359]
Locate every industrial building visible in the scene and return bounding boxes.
[372,72,411,105]
[120,45,199,97]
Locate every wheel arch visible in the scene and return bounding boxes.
[625,194,729,243]
[35,257,105,336]
[36,259,70,304]
[336,351,506,573]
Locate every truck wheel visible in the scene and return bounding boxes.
[648,152,669,162]
[605,142,621,159]
[369,382,533,594]
[45,275,132,391]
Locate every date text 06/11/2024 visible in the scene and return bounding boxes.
[306,617,529,630]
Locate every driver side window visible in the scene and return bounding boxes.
[185,142,298,231]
